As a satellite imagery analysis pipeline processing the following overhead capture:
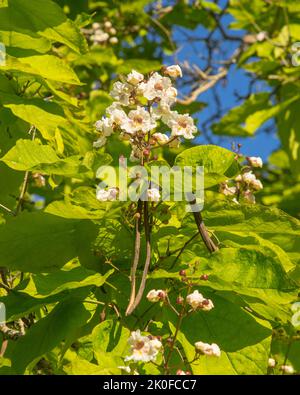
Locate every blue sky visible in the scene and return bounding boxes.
[164,1,280,160]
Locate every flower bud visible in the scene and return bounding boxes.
[179,269,186,277]
[176,296,184,305]
[109,37,118,45]
[104,21,112,29]
[164,65,182,78]
[200,274,209,281]
[247,156,263,168]
[268,358,276,368]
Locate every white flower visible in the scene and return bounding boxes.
[256,31,267,42]
[242,171,257,184]
[106,103,128,126]
[93,135,107,148]
[150,338,163,351]
[152,133,169,144]
[127,70,144,85]
[109,27,117,35]
[186,290,205,310]
[139,72,172,101]
[110,81,134,106]
[219,182,237,196]
[161,87,178,106]
[280,365,294,374]
[268,358,276,368]
[251,179,263,191]
[195,341,221,357]
[109,37,118,45]
[125,330,162,363]
[164,65,182,78]
[147,289,166,302]
[92,30,109,43]
[151,102,173,123]
[147,188,160,202]
[104,21,112,29]
[95,117,114,136]
[247,156,263,168]
[92,22,101,30]
[121,106,156,134]
[96,187,118,201]
[243,189,256,203]
[168,112,197,139]
[201,299,214,311]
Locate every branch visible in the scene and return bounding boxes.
[177,68,227,105]
[125,200,143,315]
[190,200,218,253]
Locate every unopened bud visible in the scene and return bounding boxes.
[176,296,184,305]
[200,274,209,281]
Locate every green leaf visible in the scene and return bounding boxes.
[202,200,300,260]
[212,93,270,136]
[11,298,91,374]
[0,53,82,85]
[0,285,90,322]
[1,0,87,54]
[0,211,98,272]
[45,186,115,219]
[175,145,239,188]
[1,139,89,176]
[63,352,120,375]
[32,266,113,297]
[92,320,130,372]
[206,247,294,290]
[278,99,300,177]
[0,94,68,140]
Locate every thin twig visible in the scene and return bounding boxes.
[0,203,15,216]
[15,126,36,215]
[169,232,199,270]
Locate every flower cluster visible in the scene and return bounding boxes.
[194,341,221,357]
[96,186,119,201]
[83,21,118,46]
[93,65,197,157]
[186,290,214,311]
[125,330,162,363]
[219,156,263,204]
